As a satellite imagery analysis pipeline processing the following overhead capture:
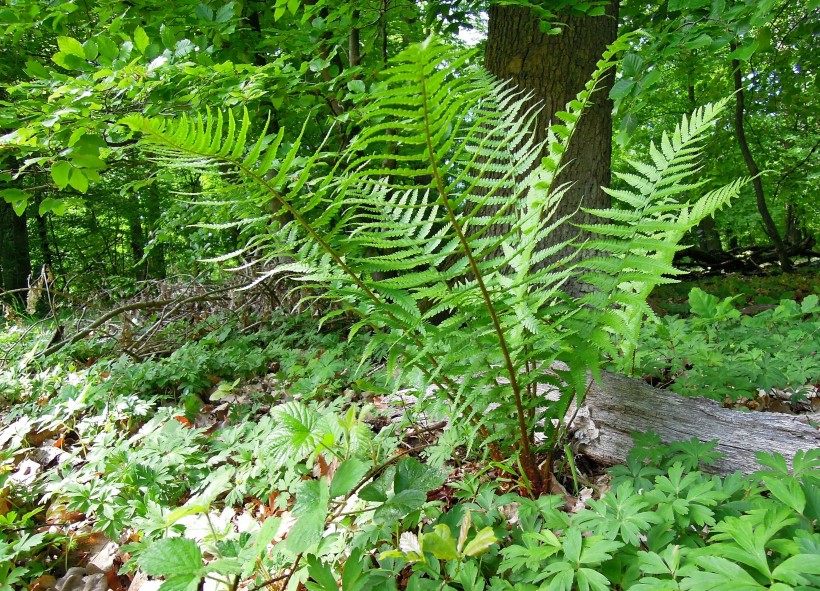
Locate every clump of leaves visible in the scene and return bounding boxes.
[0,507,68,591]
[630,288,819,401]
[370,437,820,591]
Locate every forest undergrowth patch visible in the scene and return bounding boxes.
[1,294,818,591]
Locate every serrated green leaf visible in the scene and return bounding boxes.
[374,489,426,523]
[157,574,201,591]
[134,26,149,53]
[139,538,202,576]
[286,511,325,554]
[395,457,445,494]
[330,458,371,498]
[293,479,329,517]
[359,466,394,503]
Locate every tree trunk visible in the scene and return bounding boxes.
[34,196,54,270]
[485,3,618,289]
[128,204,147,281]
[730,44,792,272]
[0,200,32,305]
[144,190,166,279]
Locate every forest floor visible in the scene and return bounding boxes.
[0,264,818,591]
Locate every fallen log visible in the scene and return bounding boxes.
[572,370,819,476]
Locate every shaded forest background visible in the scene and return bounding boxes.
[0,0,817,300]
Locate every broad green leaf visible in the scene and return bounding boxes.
[134,27,149,53]
[157,574,201,591]
[139,538,202,576]
[209,378,240,401]
[293,479,329,517]
[83,39,98,60]
[374,489,426,523]
[347,80,366,94]
[71,152,106,169]
[195,3,214,20]
[689,287,719,318]
[204,558,242,575]
[57,36,85,58]
[422,524,458,560]
[51,161,71,189]
[68,168,89,193]
[97,35,119,60]
[358,466,395,503]
[286,511,325,553]
[0,189,28,215]
[330,458,371,498]
[215,3,235,23]
[395,457,445,494]
[462,527,498,557]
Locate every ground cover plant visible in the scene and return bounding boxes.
[2,318,818,590]
[627,289,820,404]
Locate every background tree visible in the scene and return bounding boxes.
[1,0,816,309]
[484,1,618,264]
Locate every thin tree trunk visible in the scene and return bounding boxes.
[0,200,32,305]
[688,84,723,254]
[34,194,54,269]
[730,43,792,271]
[144,189,166,279]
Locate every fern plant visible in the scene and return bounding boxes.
[123,36,745,495]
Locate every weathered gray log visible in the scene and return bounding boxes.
[573,370,820,476]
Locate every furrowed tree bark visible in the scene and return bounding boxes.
[485,3,619,289]
[0,199,32,306]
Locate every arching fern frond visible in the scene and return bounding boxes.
[123,34,740,494]
[574,99,749,371]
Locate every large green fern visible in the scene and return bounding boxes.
[123,36,745,494]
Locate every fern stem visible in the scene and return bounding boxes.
[418,73,539,490]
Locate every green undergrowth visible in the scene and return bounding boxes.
[2,309,819,590]
[0,310,389,587]
[649,266,820,316]
[625,288,820,403]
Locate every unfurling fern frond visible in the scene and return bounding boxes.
[124,34,739,495]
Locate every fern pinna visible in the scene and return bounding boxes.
[123,36,745,496]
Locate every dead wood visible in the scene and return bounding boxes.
[571,370,819,476]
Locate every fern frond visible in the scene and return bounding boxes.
[578,97,748,371]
